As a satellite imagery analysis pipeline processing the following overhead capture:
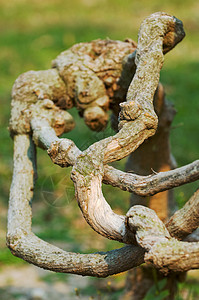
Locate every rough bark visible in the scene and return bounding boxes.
[7,130,199,276]
[126,83,176,220]
[167,189,199,240]
[126,205,199,273]
[103,160,199,197]
[70,12,185,244]
[7,12,199,280]
[122,82,177,300]
[7,134,145,277]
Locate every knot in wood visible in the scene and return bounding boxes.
[48,139,75,167]
[119,101,141,121]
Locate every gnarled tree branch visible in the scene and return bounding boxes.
[8,12,199,277]
[70,12,185,244]
[167,189,199,240]
[103,161,199,196]
[127,206,199,274]
[7,134,145,277]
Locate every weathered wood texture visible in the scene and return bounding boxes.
[8,12,199,277]
[121,82,178,300]
[7,134,144,277]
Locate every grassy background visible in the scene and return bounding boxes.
[0,0,199,298]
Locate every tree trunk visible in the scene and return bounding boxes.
[122,84,179,300]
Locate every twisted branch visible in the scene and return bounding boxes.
[126,206,199,274]
[7,134,144,277]
[103,161,199,196]
[70,12,185,244]
[8,12,199,276]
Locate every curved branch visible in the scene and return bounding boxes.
[7,134,145,277]
[9,13,193,277]
[145,240,199,274]
[31,117,81,167]
[32,13,186,245]
[126,206,199,274]
[9,135,199,276]
[32,121,199,199]
[167,189,199,240]
[103,161,199,196]
[42,122,199,244]
[69,12,185,243]
[8,232,145,277]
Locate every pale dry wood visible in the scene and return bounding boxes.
[35,121,199,199]
[33,13,192,246]
[121,86,177,300]
[145,240,199,274]
[9,69,75,136]
[36,119,199,245]
[103,161,199,196]
[9,39,137,135]
[7,134,145,277]
[127,206,199,274]
[8,12,199,276]
[8,134,199,275]
[70,12,185,244]
[43,127,199,199]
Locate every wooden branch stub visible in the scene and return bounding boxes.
[47,138,81,167]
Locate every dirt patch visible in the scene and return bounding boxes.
[0,264,90,299]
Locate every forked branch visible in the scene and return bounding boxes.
[7,134,144,277]
[8,12,199,276]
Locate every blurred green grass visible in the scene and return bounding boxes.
[0,0,199,296]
